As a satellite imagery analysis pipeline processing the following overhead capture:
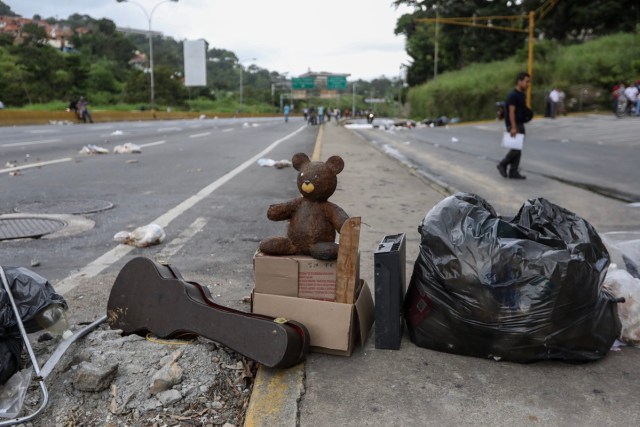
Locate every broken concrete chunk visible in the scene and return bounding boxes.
[73,361,119,392]
[149,360,183,395]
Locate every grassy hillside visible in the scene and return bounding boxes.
[407,32,640,122]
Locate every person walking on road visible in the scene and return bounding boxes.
[283,105,290,122]
[497,72,531,180]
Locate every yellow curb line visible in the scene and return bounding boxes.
[244,364,305,427]
[244,124,326,426]
[311,123,324,161]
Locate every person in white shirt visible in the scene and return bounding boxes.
[623,84,639,116]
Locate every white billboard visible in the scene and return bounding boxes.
[183,39,206,87]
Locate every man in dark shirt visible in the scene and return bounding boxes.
[497,72,531,180]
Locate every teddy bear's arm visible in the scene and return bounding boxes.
[325,202,350,232]
[267,198,301,221]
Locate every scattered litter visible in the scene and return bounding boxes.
[48,120,74,126]
[0,368,32,418]
[241,296,251,304]
[113,143,142,154]
[79,144,109,155]
[451,137,459,143]
[199,115,206,120]
[9,170,21,176]
[344,124,374,129]
[243,123,250,128]
[111,130,124,136]
[30,259,40,267]
[126,159,139,164]
[4,162,16,168]
[603,264,640,347]
[610,339,626,351]
[114,223,165,248]
[257,158,292,169]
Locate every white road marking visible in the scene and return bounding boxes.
[156,217,208,259]
[139,140,166,148]
[54,125,307,295]
[27,129,58,134]
[222,128,234,133]
[0,158,72,174]
[158,127,182,132]
[2,138,62,147]
[189,132,211,138]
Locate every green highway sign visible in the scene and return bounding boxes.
[292,77,316,89]
[327,75,347,90]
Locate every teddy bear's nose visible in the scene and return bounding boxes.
[301,181,315,193]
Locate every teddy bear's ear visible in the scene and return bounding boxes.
[325,155,344,175]
[292,153,310,171]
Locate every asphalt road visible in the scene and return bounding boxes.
[3,113,638,293]
[350,114,640,235]
[1,117,316,301]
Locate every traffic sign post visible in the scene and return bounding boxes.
[327,76,347,90]
[292,77,316,89]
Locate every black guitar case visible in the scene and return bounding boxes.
[107,257,309,369]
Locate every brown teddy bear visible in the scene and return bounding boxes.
[259,152,349,260]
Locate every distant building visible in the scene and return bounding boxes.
[0,15,82,51]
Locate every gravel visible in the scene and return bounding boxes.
[8,274,256,427]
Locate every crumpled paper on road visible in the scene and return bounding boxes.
[79,144,109,155]
[113,143,142,154]
[114,224,165,247]
[256,158,292,169]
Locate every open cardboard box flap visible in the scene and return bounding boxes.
[252,279,373,355]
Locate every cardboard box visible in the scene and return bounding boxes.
[252,279,374,355]
[252,217,371,355]
[253,252,337,301]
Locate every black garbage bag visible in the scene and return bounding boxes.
[0,267,67,383]
[404,193,621,363]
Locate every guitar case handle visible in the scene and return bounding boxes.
[107,257,310,369]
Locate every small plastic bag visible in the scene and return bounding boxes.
[0,367,32,419]
[113,143,142,154]
[114,224,165,247]
[603,264,640,346]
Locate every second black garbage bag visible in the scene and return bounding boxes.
[404,192,621,362]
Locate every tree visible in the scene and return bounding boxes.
[393,0,639,86]
[0,47,27,105]
[0,0,17,16]
[21,23,48,46]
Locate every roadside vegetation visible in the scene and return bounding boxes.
[407,31,640,122]
[0,1,402,118]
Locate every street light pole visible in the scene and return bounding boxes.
[239,57,256,108]
[116,0,178,109]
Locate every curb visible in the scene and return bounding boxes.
[243,364,305,427]
[243,123,325,426]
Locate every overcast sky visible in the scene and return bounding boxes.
[5,0,414,81]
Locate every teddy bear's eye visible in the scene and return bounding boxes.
[299,172,304,177]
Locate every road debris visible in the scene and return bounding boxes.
[113,224,165,247]
[79,144,109,155]
[113,143,142,154]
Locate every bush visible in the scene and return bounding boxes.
[407,32,640,121]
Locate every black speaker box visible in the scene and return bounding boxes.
[374,233,406,349]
